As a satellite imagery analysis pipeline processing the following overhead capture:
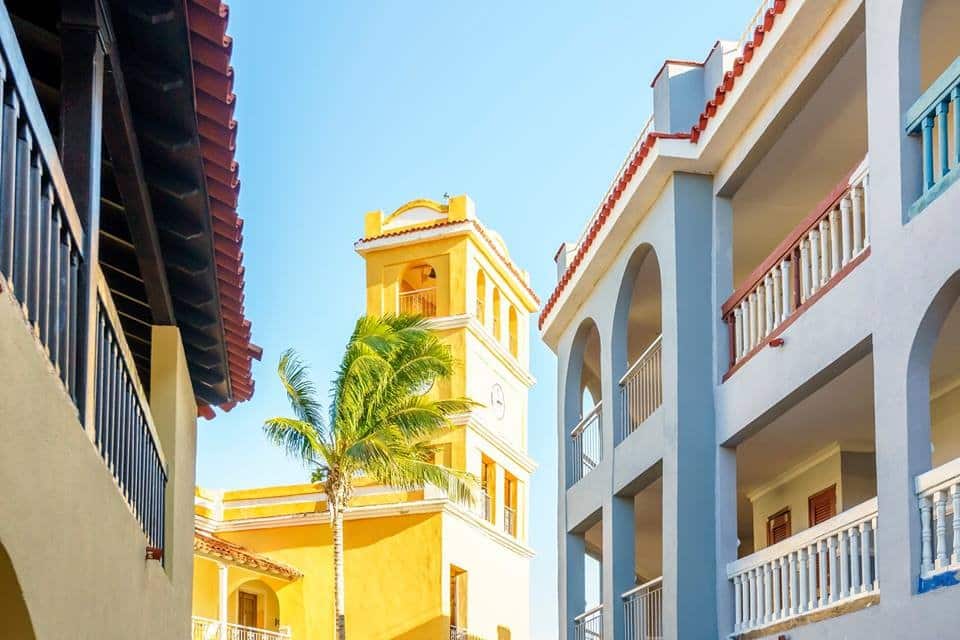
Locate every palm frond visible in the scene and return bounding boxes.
[277,349,325,427]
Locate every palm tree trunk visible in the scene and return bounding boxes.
[333,498,346,640]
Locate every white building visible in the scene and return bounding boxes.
[540,0,960,638]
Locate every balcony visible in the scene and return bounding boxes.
[570,402,602,483]
[573,605,602,640]
[728,499,878,636]
[618,335,662,441]
[192,616,291,640]
[399,286,437,317]
[623,577,663,640]
[723,158,870,375]
[916,457,960,592]
[905,56,960,218]
[0,20,165,554]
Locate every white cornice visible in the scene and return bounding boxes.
[426,314,537,388]
[199,498,534,559]
[353,221,474,254]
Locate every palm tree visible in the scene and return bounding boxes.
[264,315,478,640]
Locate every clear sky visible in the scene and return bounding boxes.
[197,1,760,637]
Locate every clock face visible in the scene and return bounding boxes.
[490,383,506,420]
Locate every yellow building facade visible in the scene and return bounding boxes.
[192,195,539,640]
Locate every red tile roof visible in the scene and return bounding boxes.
[194,530,302,580]
[356,219,541,306]
[186,0,261,416]
[539,0,788,329]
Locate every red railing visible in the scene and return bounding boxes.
[722,157,870,375]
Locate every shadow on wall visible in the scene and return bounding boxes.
[0,540,36,640]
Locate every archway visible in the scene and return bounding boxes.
[231,578,282,632]
[398,262,438,316]
[0,540,36,640]
[612,244,663,440]
[565,318,602,484]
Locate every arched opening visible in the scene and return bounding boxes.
[0,541,36,640]
[398,262,438,316]
[231,578,282,632]
[492,287,502,341]
[901,0,960,214]
[565,319,602,485]
[508,305,518,358]
[913,269,960,590]
[612,244,662,441]
[476,270,487,324]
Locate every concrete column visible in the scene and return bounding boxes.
[562,532,587,640]
[602,494,635,640]
[149,326,197,619]
[217,561,229,639]
[662,173,719,639]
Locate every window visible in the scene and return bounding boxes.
[504,474,518,537]
[808,485,837,527]
[481,457,495,523]
[508,304,518,357]
[766,508,791,545]
[450,566,468,632]
[476,270,486,324]
[492,288,502,340]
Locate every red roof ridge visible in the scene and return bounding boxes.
[539,0,788,330]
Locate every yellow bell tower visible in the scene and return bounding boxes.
[355,194,540,639]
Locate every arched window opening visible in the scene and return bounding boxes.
[508,305,519,358]
[231,579,282,632]
[566,320,602,484]
[612,244,662,441]
[0,541,36,640]
[492,288,502,341]
[476,270,487,324]
[399,263,438,316]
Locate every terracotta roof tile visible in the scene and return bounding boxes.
[186,1,260,414]
[194,531,302,580]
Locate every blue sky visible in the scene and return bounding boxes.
[197,1,760,636]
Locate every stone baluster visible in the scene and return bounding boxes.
[764,275,775,334]
[817,539,828,608]
[920,494,934,575]
[734,306,744,359]
[860,519,873,592]
[780,555,790,619]
[840,195,853,266]
[797,547,808,614]
[861,177,870,247]
[809,229,821,294]
[935,490,948,569]
[780,257,792,320]
[871,516,879,591]
[752,567,760,629]
[849,525,861,594]
[828,208,841,277]
[818,219,830,285]
[827,535,839,603]
[771,559,781,622]
[852,183,864,254]
[839,530,850,599]
[733,574,743,632]
[808,543,818,611]
[799,240,810,303]
[764,562,773,623]
[771,269,782,328]
[952,485,960,566]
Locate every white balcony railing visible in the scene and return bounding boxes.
[917,457,960,583]
[192,617,291,640]
[619,335,663,440]
[504,504,517,537]
[623,577,663,640]
[570,402,602,483]
[723,158,870,372]
[727,498,878,635]
[399,286,437,317]
[573,605,603,640]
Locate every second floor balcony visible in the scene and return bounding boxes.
[399,286,438,317]
[192,616,291,640]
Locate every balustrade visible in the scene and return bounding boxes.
[192,617,291,640]
[570,402,602,483]
[399,286,437,317]
[905,56,960,216]
[619,336,662,440]
[573,605,603,640]
[728,499,878,635]
[723,158,870,372]
[916,457,960,584]
[623,577,663,640]
[504,505,517,537]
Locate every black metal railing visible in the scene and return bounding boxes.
[94,274,166,552]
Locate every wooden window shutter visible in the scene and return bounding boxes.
[808,485,837,526]
[766,508,791,545]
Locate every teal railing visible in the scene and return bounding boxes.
[905,56,960,217]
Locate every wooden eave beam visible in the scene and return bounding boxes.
[99,1,175,325]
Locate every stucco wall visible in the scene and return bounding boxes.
[0,293,196,639]
[931,385,960,466]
